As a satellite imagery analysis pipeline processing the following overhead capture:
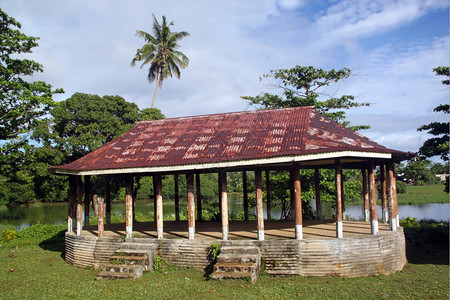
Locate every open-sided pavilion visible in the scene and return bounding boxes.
[50,106,412,277]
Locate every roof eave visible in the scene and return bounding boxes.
[49,150,394,176]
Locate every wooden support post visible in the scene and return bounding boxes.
[174,174,180,221]
[289,170,295,220]
[341,172,345,213]
[335,159,343,238]
[132,177,137,223]
[218,173,222,220]
[292,166,303,240]
[255,169,264,241]
[266,170,271,221]
[387,163,397,231]
[125,175,133,239]
[368,161,379,235]
[187,173,195,239]
[153,177,157,221]
[154,175,163,239]
[380,164,388,223]
[219,170,229,240]
[243,171,249,221]
[196,173,202,221]
[392,166,400,227]
[67,175,77,233]
[314,167,321,219]
[97,197,104,239]
[76,176,83,236]
[105,176,111,224]
[84,175,90,226]
[361,164,370,222]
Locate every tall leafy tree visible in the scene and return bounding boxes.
[0,9,62,171]
[242,65,370,130]
[417,66,449,161]
[131,14,190,108]
[0,9,62,204]
[242,66,371,219]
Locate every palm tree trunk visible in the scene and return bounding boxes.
[151,77,159,109]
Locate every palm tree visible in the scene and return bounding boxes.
[131,14,190,108]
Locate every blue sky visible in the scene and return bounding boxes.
[2,0,449,157]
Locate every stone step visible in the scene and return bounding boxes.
[211,271,255,282]
[120,242,159,251]
[96,271,140,280]
[216,253,259,264]
[101,264,143,275]
[219,246,260,255]
[115,249,150,256]
[109,255,149,268]
[213,262,257,273]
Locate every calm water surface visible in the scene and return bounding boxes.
[1,195,449,230]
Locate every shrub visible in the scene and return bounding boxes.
[401,217,449,247]
[396,181,407,194]
[0,228,19,242]
[415,180,426,186]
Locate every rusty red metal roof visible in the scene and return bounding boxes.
[50,106,409,175]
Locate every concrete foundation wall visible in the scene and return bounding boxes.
[65,228,406,277]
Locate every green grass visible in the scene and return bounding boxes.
[397,184,448,205]
[0,243,447,299]
[0,222,448,300]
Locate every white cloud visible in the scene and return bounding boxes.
[317,0,449,39]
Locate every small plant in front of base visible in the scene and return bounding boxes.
[209,242,220,262]
[153,255,163,272]
[110,259,123,265]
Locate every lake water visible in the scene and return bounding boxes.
[1,196,449,230]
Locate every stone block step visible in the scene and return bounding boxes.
[101,264,143,276]
[115,249,150,256]
[211,271,255,282]
[219,246,260,255]
[120,242,159,251]
[109,255,148,267]
[216,253,259,264]
[213,262,257,273]
[96,271,140,280]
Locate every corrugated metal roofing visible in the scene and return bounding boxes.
[50,106,407,174]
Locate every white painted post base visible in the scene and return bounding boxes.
[126,226,132,239]
[390,218,397,231]
[188,227,195,240]
[76,221,82,236]
[396,215,400,227]
[382,209,388,224]
[157,227,163,239]
[222,226,229,241]
[258,230,264,241]
[336,221,343,238]
[364,209,370,222]
[67,219,73,233]
[371,219,379,235]
[295,224,303,240]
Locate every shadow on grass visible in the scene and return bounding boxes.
[39,229,66,259]
[403,223,449,265]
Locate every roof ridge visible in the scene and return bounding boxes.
[136,106,315,124]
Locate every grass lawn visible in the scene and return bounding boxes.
[397,184,448,205]
[0,238,448,299]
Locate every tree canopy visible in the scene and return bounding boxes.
[131,14,190,108]
[241,65,370,130]
[0,8,62,169]
[417,66,449,162]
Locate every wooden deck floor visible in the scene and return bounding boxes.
[82,220,391,240]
